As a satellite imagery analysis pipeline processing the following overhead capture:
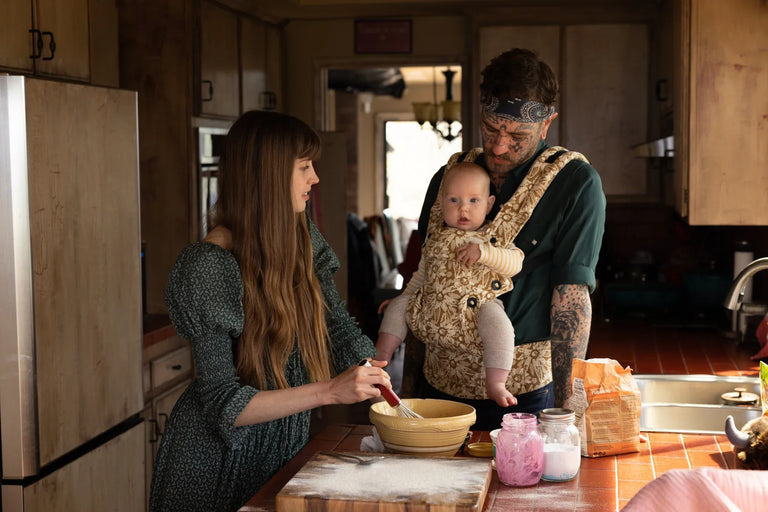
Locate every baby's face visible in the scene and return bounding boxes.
[441,169,494,231]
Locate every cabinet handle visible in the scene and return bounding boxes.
[29,29,43,59]
[201,80,214,102]
[41,31,56,61]
[260,91,277,110]
[148,418,159,443]
[158,413,169,436]
[171,364,182,370]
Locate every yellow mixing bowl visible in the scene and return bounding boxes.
[369,398,476,457]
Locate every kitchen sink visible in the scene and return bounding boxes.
[634,374,762,434]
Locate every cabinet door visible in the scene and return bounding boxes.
[26,79,143,467]
[0,0,34,72]
[265,23,282,110]
[675,0,768,225]
[563,24,649,197]
[35,0,90,81]
[241,15,266,112]
[152,380,188,459]
[25,422,145,512]
[200,0,239,117]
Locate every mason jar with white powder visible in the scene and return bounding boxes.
[538,408,581,482]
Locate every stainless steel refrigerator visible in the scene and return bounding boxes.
[0,76,145,511]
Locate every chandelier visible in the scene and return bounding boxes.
[412,66,462,142]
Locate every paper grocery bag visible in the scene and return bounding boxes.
[563,358,641,457]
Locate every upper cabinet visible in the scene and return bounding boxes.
[241,15,267,112]
[0,0,119,86]
[673,0,768,225]
[1,0,89,81]
[198,0,282,118]
[478,23,649,198]
[199,0,239,118]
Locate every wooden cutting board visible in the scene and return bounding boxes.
[276,452,492,512]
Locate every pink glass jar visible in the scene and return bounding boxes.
[495,412,543,486]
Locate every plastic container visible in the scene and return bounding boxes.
[495,413,543,486]
[538,408,581,482]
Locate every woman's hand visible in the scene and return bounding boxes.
[327,359,390,405]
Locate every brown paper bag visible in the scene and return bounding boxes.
[563,358,641,457]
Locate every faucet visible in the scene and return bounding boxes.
[723,257,768,310]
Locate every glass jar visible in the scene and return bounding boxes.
[538,408,581,482]
[495,412,543,486]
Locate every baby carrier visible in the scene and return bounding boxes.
[407,146,589,398]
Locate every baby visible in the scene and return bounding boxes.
[375,162,523,407]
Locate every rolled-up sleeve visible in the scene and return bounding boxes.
[550,162,606,293]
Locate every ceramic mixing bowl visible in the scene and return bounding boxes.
[369,398,476,457]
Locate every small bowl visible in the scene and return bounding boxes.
[369,398,476,457]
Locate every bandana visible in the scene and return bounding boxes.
[482,95,555,123]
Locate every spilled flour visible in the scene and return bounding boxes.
[279,453,491,504]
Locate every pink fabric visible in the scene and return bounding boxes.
[622,468,768,512]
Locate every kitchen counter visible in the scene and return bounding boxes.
[239,424,743,512]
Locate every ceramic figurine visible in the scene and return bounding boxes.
[725,415,768,470]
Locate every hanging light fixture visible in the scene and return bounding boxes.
[412,66,462,142]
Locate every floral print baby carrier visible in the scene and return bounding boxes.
[408,146,589,398]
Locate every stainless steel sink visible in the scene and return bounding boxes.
[635,374,762,434]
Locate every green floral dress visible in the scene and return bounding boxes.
[149,220,375,512]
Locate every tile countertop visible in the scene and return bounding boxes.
[239,424,744,512]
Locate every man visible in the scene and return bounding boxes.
[414,48,605,428]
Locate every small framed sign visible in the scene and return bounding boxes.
[354,19,412,54]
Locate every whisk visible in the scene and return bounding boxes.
[359,360,423,419]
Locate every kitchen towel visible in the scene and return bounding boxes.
[623,468,768,512]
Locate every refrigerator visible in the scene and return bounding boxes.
[0,76,145,511]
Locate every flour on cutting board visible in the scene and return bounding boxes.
[279,453,491,503]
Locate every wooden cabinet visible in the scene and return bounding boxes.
[478,23,649,198]
[24,422,145,512]
[0,0,119,85]
[1,0,89,81]
[241,16,281,112]
[199,1,282,117]
[673,0,768,225]
[199,0,240,117]
[142,332,193,505]
[0,0,35,73]
[241,15,267,112]
[118,0,282,314]
[22,78,144,468]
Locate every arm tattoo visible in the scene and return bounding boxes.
[550,284,592,407]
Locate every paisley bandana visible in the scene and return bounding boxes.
[482,95,555,123]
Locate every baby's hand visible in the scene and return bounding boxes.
[487,382,518,408]
[456,243,481,266]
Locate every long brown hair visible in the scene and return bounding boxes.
[213,110,331,389]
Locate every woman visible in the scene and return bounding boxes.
[149,111,388,512]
